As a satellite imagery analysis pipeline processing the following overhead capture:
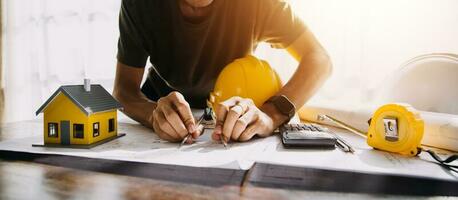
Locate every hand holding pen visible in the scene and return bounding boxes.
[211,96,279,145]
[180,112,206,147]
[151,92,204,142]
[180,107,227,148]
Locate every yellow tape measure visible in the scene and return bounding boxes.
[319,103,457,170]
[366,104,424,156]
[319,103,424,157]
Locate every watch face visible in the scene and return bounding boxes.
[275,95,296,118]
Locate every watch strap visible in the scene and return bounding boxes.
[265,95,296,121]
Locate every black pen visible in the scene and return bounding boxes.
[317,114,356,153]
[334,134,355,153]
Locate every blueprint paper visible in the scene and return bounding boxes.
[0,111,456,180]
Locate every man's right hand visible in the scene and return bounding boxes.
[150,91,203,142]
[113,62,203,143]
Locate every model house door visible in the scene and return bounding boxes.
[60,120,70,145]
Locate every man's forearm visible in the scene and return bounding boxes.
[261,49,332,126]
[279,49,332,108]
[113,89,157,128]
[112,62,158,128]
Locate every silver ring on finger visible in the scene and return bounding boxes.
[232,104,247,114]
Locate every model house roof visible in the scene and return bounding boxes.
[35,85,123,116]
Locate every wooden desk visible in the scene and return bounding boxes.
[0,121,452,199]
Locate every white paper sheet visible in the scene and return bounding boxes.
[0,110,269,170]
[250,126,458,181]
[0,111,456,180]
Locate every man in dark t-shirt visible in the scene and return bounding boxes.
[113,0,332,143]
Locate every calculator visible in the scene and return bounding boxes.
[280,123,337,149]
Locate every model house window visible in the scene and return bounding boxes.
[48,123,58,138]
[73,124,84,139]
[93,122,100,137]
[108,118,115,132]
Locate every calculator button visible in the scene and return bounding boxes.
[311,125,323,132]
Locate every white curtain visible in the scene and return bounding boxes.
[3,0,121,122]
[3,0,458,122]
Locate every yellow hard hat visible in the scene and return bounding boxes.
[208,55,283,109]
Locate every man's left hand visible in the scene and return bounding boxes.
[211,96,285,142]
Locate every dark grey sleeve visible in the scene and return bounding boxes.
[116,0,148,68]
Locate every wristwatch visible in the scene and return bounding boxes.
[265,95,296,122]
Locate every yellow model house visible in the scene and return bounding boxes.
[35,80,124,148]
